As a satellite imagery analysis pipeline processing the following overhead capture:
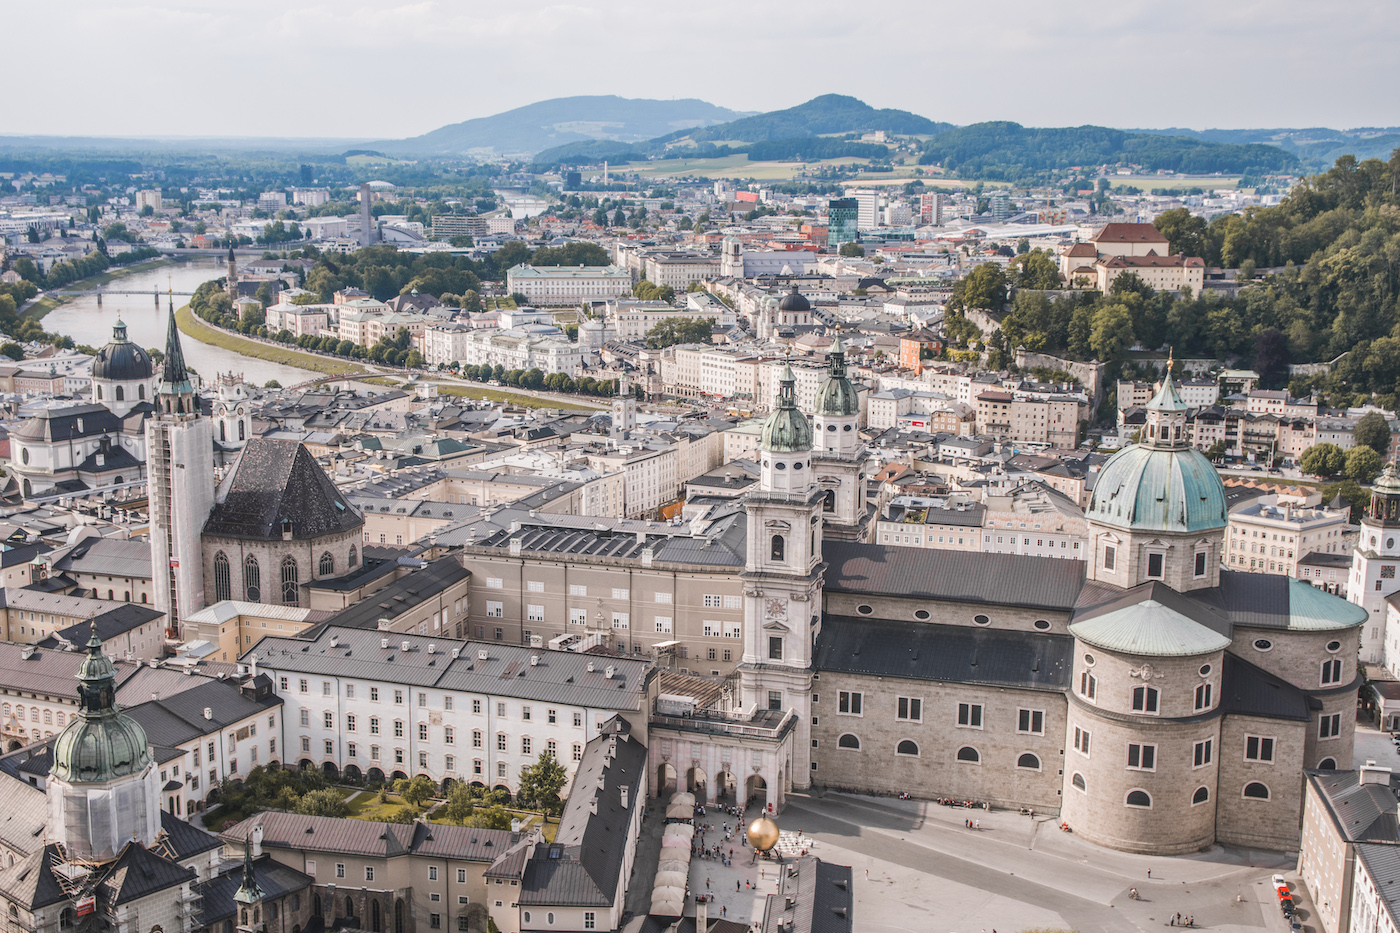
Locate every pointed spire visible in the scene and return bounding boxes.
[1145,367,1187,412]
[233,837,264,906]
[159,304,193,398]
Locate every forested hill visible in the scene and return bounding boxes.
[918,122,1300,180]
[659,94,951,144]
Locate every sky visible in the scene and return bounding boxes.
[5,0,1397,139]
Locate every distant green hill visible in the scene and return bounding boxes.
[661,94,950,144]
[1127,126,1400,171]
[377,96,751,157]
[919,122,1300,180]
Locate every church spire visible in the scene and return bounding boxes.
[159,304,193,400]
[234,837,265,906]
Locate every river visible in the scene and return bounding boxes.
[43,259,317,386]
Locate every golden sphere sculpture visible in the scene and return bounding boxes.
[747,816,780,852]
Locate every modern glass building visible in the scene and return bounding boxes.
[827,198,859,247]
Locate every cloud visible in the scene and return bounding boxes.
[2,0,1396,138]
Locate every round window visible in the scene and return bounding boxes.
[1084,653,1096,666]
[1373,536,1379,547]
[793,461,803,470]
[1253,639,1273,652]
[843,424,852,431]
[913,610,930,620]
[827,424,836,431]
[1390,538,1396,550]
[1327,640,1342,653]
[1199,664,1212,676]
[19,448,27,465]
[973,614,990,626]
[1033,620,1051,631]
[775,462,786,470]
[857,605,873,615]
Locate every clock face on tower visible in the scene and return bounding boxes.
[765,598,787,620]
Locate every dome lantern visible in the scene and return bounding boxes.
[760,362,812,453]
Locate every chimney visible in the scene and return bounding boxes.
[400,641,410,652]
[1360,759,1393,785]
[252,824,263,857]
[509,537,523,557]
[620,785,629,809]
[203,707,212,720]
[695,895,707,931]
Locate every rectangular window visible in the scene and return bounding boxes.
[418,723,428,741]
[573,712,583,727]
[897,697,922,722]
[957,703,983,728]
[527,604,544,623]
[370,687,380,702]
[655,592,672,604]
[324,712,334,729]
[486,577,503,589]
[497,734,507,751]
[1320,714,1342,739]
[336,863,345,879]
[1245,735,1276,761]
[347,714,356,732]
[1103,544,1116,571]
[611,612,629,630]
[299,679,308,693]
[1321,659,1342,686]
[570,584,587,596]
[472,730,482,748]
[366,867,375,881]
[703,594,722,608]
[429,867,438,881]
[444,727,454,745]
[394,690,403,705]
[1194,683,1212,710]
[348,743,357,758]
[1194,551,1208,577]
[584,912,596,930]
[472,699,482,714]
[768,636,783,660]
[300,710,309,727]
[573,743,583,761]
[1193,739,1213,768]
[324,740,334,755]
[418,692,427,708]
[570,608,587,626]
[1073,726,1090,756]
[323,681,332,696]
[1127,743,1156,770]
[394,721,404,738]
[370,717,380,734]
[522,706,531,721]
[723,595,742,609]
[1079,672,1097,700]
[307,860,317,876]
[1017,709,1044,735]
[838,691,862,715]
[1131,686,1159,714]
[526,580,544,593]
[522,737,532,755]
[457,870,467,884]
[655,616,673,634]
[486,601,503,618]
[1147,552,1164,578]
[612,588,629,600]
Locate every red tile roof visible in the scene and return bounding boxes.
[1091,223,1169,245]
[1100,254,1203,269]
[1064,243,1098,257]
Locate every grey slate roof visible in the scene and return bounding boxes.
[52,537,152,580]
[123,679,279,746]
[202,856,313,923]
[1219,653,1312,721]
[1356,844,1400,928]
[160,809,223,860]
[761,857,853,933]
[822,541,1087,612]
[50,603,165,647]
[204,439,363,540]
[252,625,649,711]
[815,616,1071,692]
[521,718,645,908]
[222,812,514,862]
[0,774,47,856]
[1307,769,1400,843]
[0,846,69,910]
[305,556,470,633]
[97,841,196,905]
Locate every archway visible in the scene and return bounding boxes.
[441,777,457,795]
[345,896,355,922]
[656,763,677,796]
[367,767,385,785]
[492,785,512,804]
[746,774,768,809]
[371,900,381,933]
[470,781,486,791]
[714,770,737,803]
[299,759,314,772]
[394,899,404,933]
[5,741,18,752]
[685,766,708,800]
[391,771,407,783]
[313,895,323,918]
[322,762,339,781]
[344,764,363,784]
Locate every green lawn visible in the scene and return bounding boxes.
[176,306,370,377]
[343,791,428,822]
[430,381,604,411]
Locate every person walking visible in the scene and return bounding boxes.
[1147,869,1152,879]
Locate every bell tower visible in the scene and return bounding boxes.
[811,336,870,540]
[146,304,216,634]
[737,363,822,789]
[1354,463,1400,666]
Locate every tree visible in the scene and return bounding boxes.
[466,806,514,830]
[1345,445,1383,483]
[950,263,1008,312]
[1089,303,1135,364]
[1254,328,1289,388]
[1322,479,1372,522]
[1153,208,1210,260]
[0,343,22,362]
[1355,411,1392,457]
[645,316,715,349]
[1206,440,1228,462]
[394,774,437,808]
[516,751,568,818]
[1011,250,1061,289]
[1301,442,1347,478]
[387,805,419,824]
[838,242,865,258]
[295,788,348,818]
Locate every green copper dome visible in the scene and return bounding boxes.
[51,635,152,784]
[1087,444,1227,533]
[814,337,860,417]
[761,363,813,452]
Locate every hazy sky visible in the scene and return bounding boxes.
[6,0,1396,139]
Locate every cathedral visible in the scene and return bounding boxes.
[655,363,1366,854]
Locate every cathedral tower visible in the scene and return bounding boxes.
[226,243,238,299]
[738,362,823,789]
[811,336,870,540]
[1351,462,1400,665]
[146,304,216,634]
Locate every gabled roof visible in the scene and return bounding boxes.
[96,842,196,905]
[1307,769,1400,844]
[1091,223,1169,245]
[202,856,312,924]
[222,812,513,862]
[0,846,69,910]
[204,439,363,540]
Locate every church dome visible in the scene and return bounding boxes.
[761,363,813,453]
[91,320,154,382]
[777,285,810,313]
[51,636,152,784]
[1086,444,1227,534]
[814,337,860,417]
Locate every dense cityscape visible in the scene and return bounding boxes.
[2,10,1400,933]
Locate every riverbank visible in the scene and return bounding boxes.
[176,305,370,378]
[22,257,173,322]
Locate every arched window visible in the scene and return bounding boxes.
[115,386,124,401]
[213,551,231,602]
[823,489,835,513]
[1071,772,1086,791]
[1243,782,1270,799]
[1125,790,1152,808]
[239,420,246,441]
[139,385,146,400]
[349,545,358,568]
[1318,757,1337,770]
[1131,685,1160,713]
[281,557,299,605]
[244,556,261,601]
[896,740,919,756]
[1017,753,1041,770]
[220,422,226,442]
[837,734,860,750]
[319,552,334,576]
[956,746,980,763]
[96,385,103,400]
[771,535,785,561]
[1192,786,1210,805]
